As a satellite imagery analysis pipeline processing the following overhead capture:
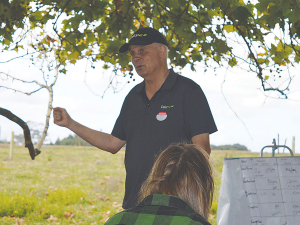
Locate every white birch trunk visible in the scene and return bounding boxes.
[36,65,58,150]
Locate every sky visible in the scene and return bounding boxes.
[0,51,299,154]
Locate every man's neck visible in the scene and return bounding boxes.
[145,68,170,100]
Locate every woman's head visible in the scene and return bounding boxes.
[139,143,214,219]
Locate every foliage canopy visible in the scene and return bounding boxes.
[1,0,300,97]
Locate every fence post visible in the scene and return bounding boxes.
[9,131,14,160]
[77,135,81,146]
[292,136,295,155]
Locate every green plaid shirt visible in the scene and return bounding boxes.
[105,194,211,225]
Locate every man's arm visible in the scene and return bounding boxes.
[53,107,126,154]
[192,133,211,155]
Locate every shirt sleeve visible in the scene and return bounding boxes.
[183,86,217,138]
[111,96,128,141]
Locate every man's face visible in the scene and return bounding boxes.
[128,43,163,78]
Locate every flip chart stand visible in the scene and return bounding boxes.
[260,138,294,157]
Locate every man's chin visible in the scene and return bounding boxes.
[136,71,147,78]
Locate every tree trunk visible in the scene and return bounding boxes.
[36,86,53,150]
[36,65,58,150]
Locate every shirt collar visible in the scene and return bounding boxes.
[137,194,195,213]
[135,69,178,94]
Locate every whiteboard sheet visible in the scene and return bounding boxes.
[217,157,300,225]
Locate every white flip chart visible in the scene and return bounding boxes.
[217,157,300,225]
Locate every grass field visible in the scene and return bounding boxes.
[0,145,297,225]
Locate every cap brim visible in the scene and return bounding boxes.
[119,43,130,53]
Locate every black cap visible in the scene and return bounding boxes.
[119,27,168,53]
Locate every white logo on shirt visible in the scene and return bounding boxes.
[161,105,174,109]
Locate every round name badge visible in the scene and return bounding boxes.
[156,112,167,121]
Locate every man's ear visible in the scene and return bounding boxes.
[160,45,166,59]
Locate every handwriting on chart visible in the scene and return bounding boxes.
[242,159,300,189]
[250,217,288,225]
[278,165,300,177]
[283,190,300,203]
[240,157,300,225]
[245,189,283,204]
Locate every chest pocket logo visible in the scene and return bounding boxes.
[156,112,167,121]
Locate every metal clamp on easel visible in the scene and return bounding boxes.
[260,138,294,157]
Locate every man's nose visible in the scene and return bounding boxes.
[132,55,141,63]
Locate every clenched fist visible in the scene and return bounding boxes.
[53,107,73,128]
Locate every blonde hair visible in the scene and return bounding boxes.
[139,143,214,219]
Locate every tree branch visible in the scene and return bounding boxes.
[0,72,46,88]
[0,50,39,63]
[0,107,41,160]
[233,25,289,98]
[0,86,44,95]
[221,67,253,140]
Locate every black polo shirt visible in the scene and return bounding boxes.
[112,69,217,209]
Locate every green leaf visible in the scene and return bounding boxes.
[257,58,266,64]
[191,53,202,62]
[86,32,96,44]
[229,57,237,67]
[295,55,300,63]
[59,68,67,74]
[233,6,253,23]
[223,25,236,33]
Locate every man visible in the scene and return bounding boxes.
[53,27,217,209]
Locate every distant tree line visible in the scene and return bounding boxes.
[211,143,249,151]
[51,135,91,146]
[50,135,248,151]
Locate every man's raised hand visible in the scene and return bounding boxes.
[53,107,72,128]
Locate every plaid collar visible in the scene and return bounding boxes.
[137,194,195,213]
[105,194,211,225]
